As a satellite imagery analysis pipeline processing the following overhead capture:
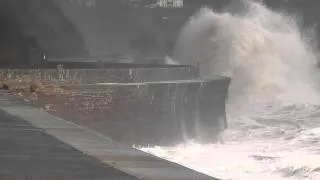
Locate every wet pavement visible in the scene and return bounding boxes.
[0,111,138,180]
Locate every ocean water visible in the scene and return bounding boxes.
[140,1,320,179]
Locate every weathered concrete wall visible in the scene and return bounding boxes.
[34,77,230,146]
[0,66,229,146]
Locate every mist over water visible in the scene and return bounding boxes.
[141,1,320,179]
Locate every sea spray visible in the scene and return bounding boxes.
[173,0,320,115]
[143,1,320,179]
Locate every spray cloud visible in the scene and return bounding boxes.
[173,0,320,115]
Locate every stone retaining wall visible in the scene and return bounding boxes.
[0,66,199,84]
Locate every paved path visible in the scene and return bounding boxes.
[0,93,218,180]
[0,111,138,180]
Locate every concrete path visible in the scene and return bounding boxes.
[0,92,218,180]
[0,110,138,180]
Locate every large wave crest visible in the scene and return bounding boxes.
[173,0,320,116]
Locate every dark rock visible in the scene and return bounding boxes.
[2,84,9,90]
[30,84,39,93]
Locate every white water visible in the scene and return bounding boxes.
[140,1,320,179]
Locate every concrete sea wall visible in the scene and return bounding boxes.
[0,66,230,146]
[35,77,230,146]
